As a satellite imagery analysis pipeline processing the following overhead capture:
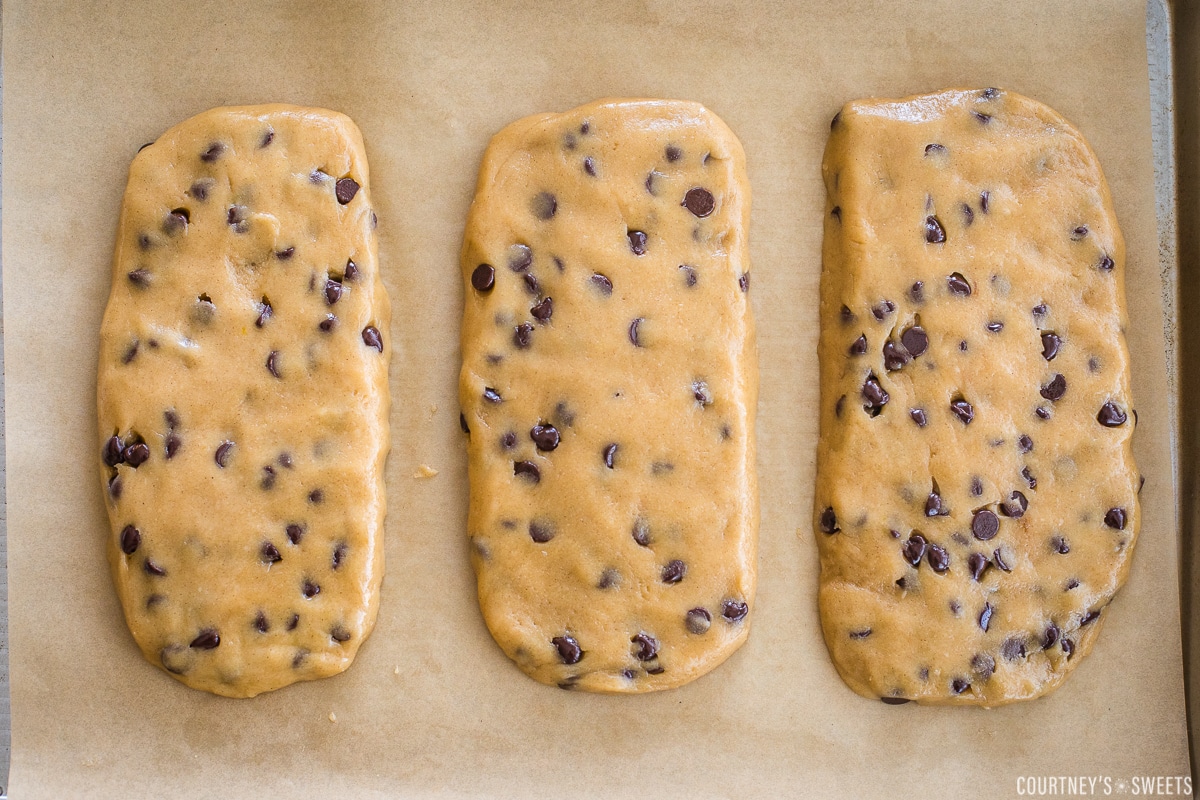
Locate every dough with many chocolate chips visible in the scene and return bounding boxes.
[460,99,757,692]
[98,105,390,697]
[815,88,1140,706]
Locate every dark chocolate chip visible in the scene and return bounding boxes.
[260,465,276,490]
[459,413,470,435]
[950,398,974,425]
[693,380,713,406]
[924,216,946,244]
[902,534,927,566]
[972,509,999,540]
[686,607,712,635]
[1071,225,1089,240]
[1099,254,1115,271]
[144,558,166,576]
[677,264,698,287]
[286,524,305,545]
[1080,609,1101,626]
[332,543,347,570]
[603,443,618,469]
[530,423,560,451]
[214,440,234,468]
[514,322,533,349]
[872,300,895,320]
[124,441,151,468]
[951,678,970,694]
[227,205,248,231]
[661,560,686,584]
[1062,638,1075,657]
[319,314,337,332]
[739,273,750,292]
[508,244,533,272]
[590,273,614,295]
[362,325,384,352]
[552,635,583,665]
[910,281,925,303]
[849,628,873,640]
[910,408,928,427]
[1041,332,1061,361]
[254,611,270,633]
[628,318,644,347]
[961,203,975,226]
[1097,402,1127,427]
[325,278,343,305]
[881,697,911,705]
[190,629,220,649]
[722,600,749,622]
[627,230,648,255]
[597,568,620,589]
[986,321,1003,332]
[1065,578,1080,591]
[631,633,659,661]
[302,580,321,599]
[128,269,151,288]
[335,178,360,205]
[925,489,945,517]
[514,460,541,483]
[343,260,360,282]
[968,552,990,581]
[632,519,651,547]
[500,431,517,449]
[120,525,141,555]
[924,143,946,156]
[1000,491,1028,518]
[971,111,992,124]
[275,246,295,261]
[665,145,682,162]
[331,626,351,643]
[121,341,140,364]
[261,541,282,564]
[266,350,282,379]
[836,396,846,417]
[255,297,273,328]
[947,272,972,296]
[200,143,224,162]
[164,208,190,234]
[1035,406,1051,420]
[820,507,840,535]
[1051,536,1070,555]
[683,187,715,218]
[978,603,994,632]
[482,387,503,405]
[998,637,1026,661]
[862,374,889,415]
[831,206,842,221]
[531,191,557,220]
[926,543,950,573]
[1018,434,1033,453]
[531,296,554,322]
[900,326,928,357]
[992,548,1012,573]
[1104,508,1127,530]
[883,340,910,371]
[1039,624,1060,650]
[849,335,868,356]
[164,434,180,460]
[108,473,123,500]
[309,488,324,504]
[1022,467,1037,489]
[583,156,596,176]
[971,653,995,681]
[1040,373,1067,401]
[970,477,983,497]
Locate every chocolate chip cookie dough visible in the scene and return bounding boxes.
[97,105,390,697]
[460,99,757,692]
[815,88,1139,706]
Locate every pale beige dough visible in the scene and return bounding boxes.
[816,88,1139,706]
[97,105,390,697]
[460,99,757,692]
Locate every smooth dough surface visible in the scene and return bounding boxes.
[460,98,757,692]
[98,104,390,697]
[816,88,1139,706]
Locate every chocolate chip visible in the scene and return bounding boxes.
[214,440,234,468]
[254,612,270,633]
[319,314,337,333]
[645,172,660,195]
[910,282,925,303]
[1099,254,1115,271]
[500,431,517,449]
[200,143,225,162]
[128,268,151,288]
[514,322,533,349]
[849,335,868,356]
[531,191,557,220]
[1104,508,1127,530]
[661,560,687,584]
[629,318,644,347]
[309,488,324,504]
[108,473,123,500]
[631,632,659,661]
[631,518,652,547]
[1080,609,1101,626]
[683,187,715,217]
[164,434,181,460]
[862,373,889,415]
[947,272,972,296]
[255,297,273,328]
[665,145,682,162]
[950,398,974,425]
[627,230,648,255]
[266,350,282,379]
[739,273,750,292]
[508,244,533,272]
[924,143,946,156]
[1035,406,1051,420]
[260,465,277,490]
[164,208,189,234]
[1018,435,1034,453]
[971,111,992,124]
[1062,638,1075,657]
[121,341,140,364]
[331,626,352,643]
[831,206,842,221]
[883,340,910,371]
[961,203,975,226]
[120,525,141,555]
[1040,374,1067,401]
[530,424,560,451]
[1039,331,1062,361]
[480,387,502,405]
[589,273,614,296]
[722,600,749,622]
[910,408,928,427]
[978,603,994,632]
[324,278,343,305]
[531,296,554,322]
[969,477,983,497]
[686,608,712,635]
[603,443,618,469]
[1065,578,1080,591]
[967,552,990,581]
[927,544,950,573]
[514,460,541,483]
[459,413,470,435]
[286,524,304,545]
[362,325,384,352]
[971,653,995,681]
[1097,402,1127,427]
[849,628,873,640]
[287,614,300,632]
[903,534,927,566]
[1000,491,1028,518]
[261,541,282,564]
[190,629,220,649]
[335,178,360,205]
[820,507,840,535]
[872,300,895,320]
[951,678,970,695]
[899,327,928,358]
[972,509,999,540]
[302,580,321,598]
[553,635,583,664]
[924,216,946,244]
[226,204,248,232]
[144,558,166,576]
[332,543,347,570]
[1071,225,1089,241]
[1051,536,1070,554]
[583,156,596,176]
[692,380,714,406]
[1022,467,1037,489]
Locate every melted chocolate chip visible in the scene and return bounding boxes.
[926,544,950,573]
[335,178,360,204]
[1001,637,1027,661]
[260,465,277,490]
[1097,402,1127,427]
[820,507,840,535]
[968,552,990,581]
[950,398,974,425]
[903,534,927,566]
[529,520,555,543]
[553,635,583,664]
[120,525,141,555]
[1104,508,1127,530]
[627,230,648,255]
[972,509,999,540]
[683,187,715,217]
[947,272,972,296]
[514,460,541,483]
[925,216,946,244]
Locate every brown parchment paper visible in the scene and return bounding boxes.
[1,1,1188,797]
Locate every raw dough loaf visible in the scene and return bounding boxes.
[98,105,390,697]
[460,98,758,692]
[816,88,1139,706]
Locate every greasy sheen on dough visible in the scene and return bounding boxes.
[460,99,757,692]
[98,105,390,697]
[815,89,1139,706]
